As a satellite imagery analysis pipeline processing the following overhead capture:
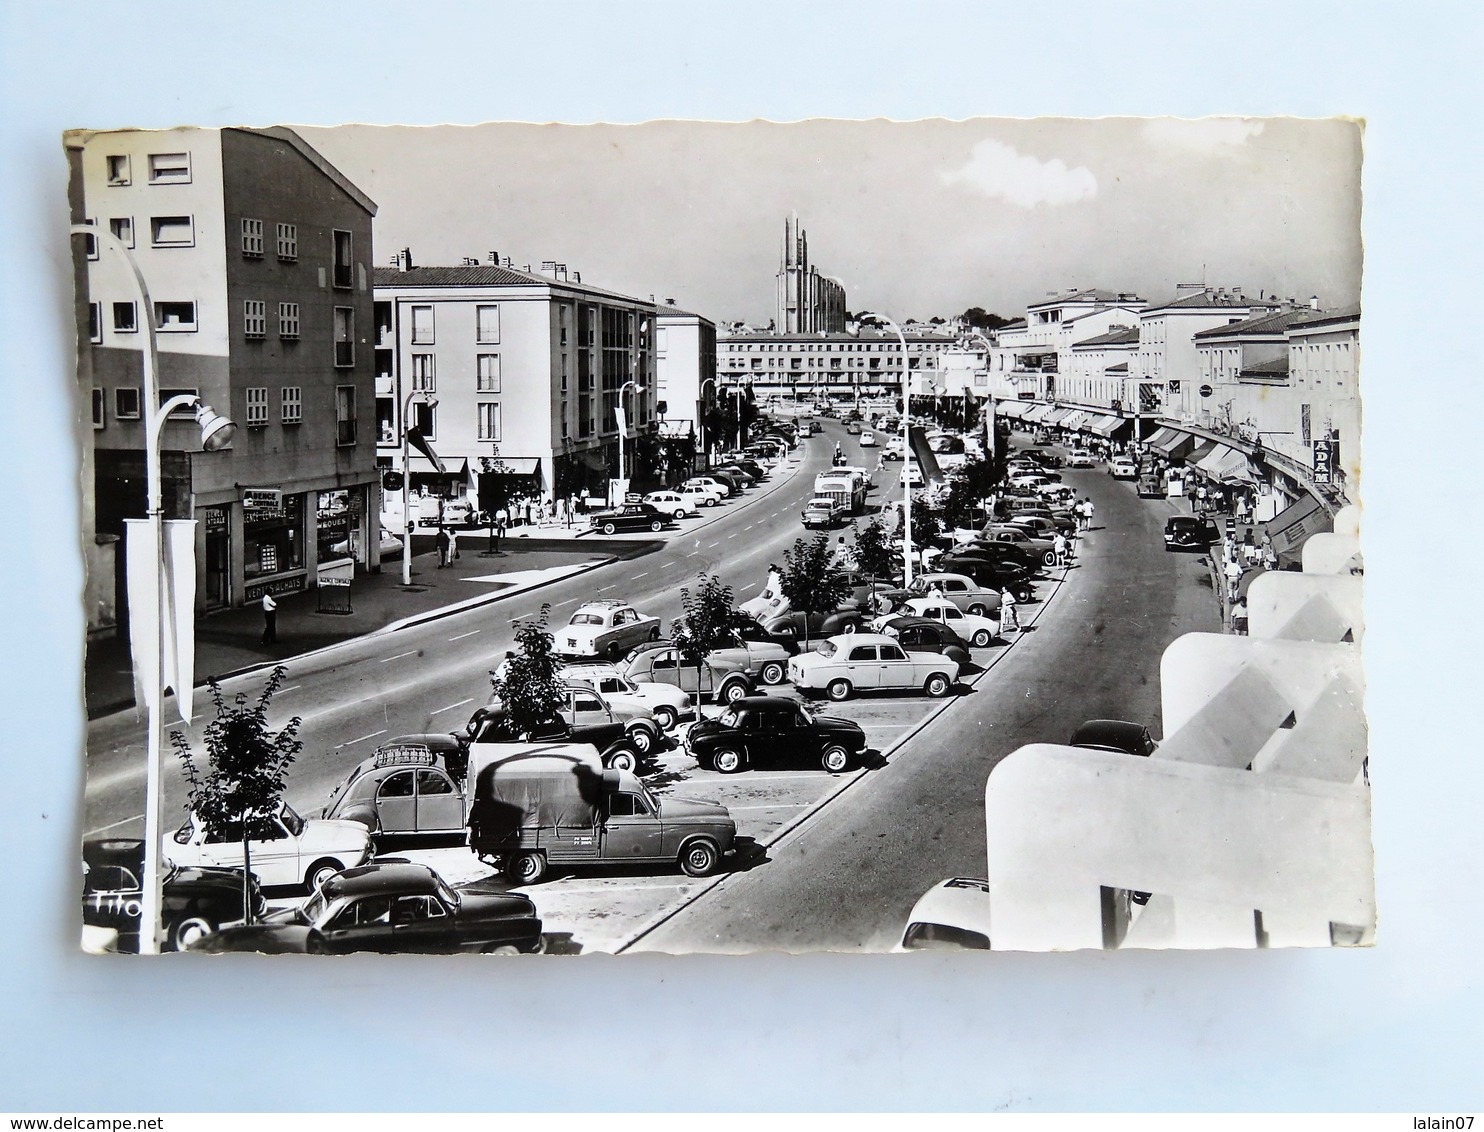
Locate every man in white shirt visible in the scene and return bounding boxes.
[261,592,278,644]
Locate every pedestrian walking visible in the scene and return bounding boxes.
[999,586,1019,635]
[436,526,450,567]
[1053,531,1068,566]
[1196,484,1208,514]
[1224,555,1242,602]
[524,499,534,527]
[260,592,278,644]
[447,526,460,562]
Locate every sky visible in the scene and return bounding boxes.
[302,116,1363,326]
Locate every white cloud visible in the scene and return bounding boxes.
[1142,117,1266,154]
[939,139,1097,208]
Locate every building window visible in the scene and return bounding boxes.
[246,386,269,427]
[91,388,106,429]
[150,215,194,247]
[278,302,300,339]
[154,301,197,332]
[336,385,357,446]
[411,399,436,440]
[477,402,502,441]
[241,218,264,257]
[333,307,354,367]
[88,303,102,343]
[80,218,98,260]
[476,353,500,392]
[560,399,569,438]
[410,353,435,392]
[243,300,267,338]
[560,353,568,391]
[410,305,434,344]
[476,304,500,343]
[105,155,131,186]
[147,152,191,184]
[112,301,138,333]
[108,217,134,248]
[332,229,353,289]
[276,222,297,261]
[115,387,141,419]
[281,386,302,424]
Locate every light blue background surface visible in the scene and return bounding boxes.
[2,0,1478,1112]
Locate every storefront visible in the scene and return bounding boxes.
[202,505,231,610]
[243,490,308,602]
[316,488,365,564]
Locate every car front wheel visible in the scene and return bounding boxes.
[821,744,851,773]
[650,520,663,532]
[968,603,988,617]
[760,660,786,685]
[712,747,744,774]
[627,726,655,756]
[970,628,992,648]
[719,680,748,704]
[606,747,638,772]
[679,838,721,878]
[826,679,852,702]
[653,705,678,732]
[924,673,952,698]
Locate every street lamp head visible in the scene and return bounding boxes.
[194,402,236,451]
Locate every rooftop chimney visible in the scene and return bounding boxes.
[400,247,414,271]
[1309,294,1320,310]
[488,250,500,265]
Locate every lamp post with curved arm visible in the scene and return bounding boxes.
[855,313,915,586]
[617,379,645,496]
[399,391,438,586]
[73,224,237,954]
[699,377,717,468]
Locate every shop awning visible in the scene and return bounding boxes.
[482,457,542,477]
[575,448,611,473]
[1061,410,1092,430]
[1084,414,1129,437]
[1210,447,1264,485]
[1195,443,1241,477]
[1147,427,1197,459]
[1020,403,1054,424]
[1186,439,1220,468]
[1262,494,1332,567]
[1044,406,1074,425]
[407,454,469,479]
[996,400,1033,419]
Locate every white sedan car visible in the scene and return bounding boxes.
[859,430,877,447]
[559,662,694,731]
[900,462,925,488]
[1066,450,1096,468]
[642,490,695,520]
[897,596,1001,647]
[787,632,958,702]
[897,877,993,951]
[169,801,373,892]
[677,483,724,509]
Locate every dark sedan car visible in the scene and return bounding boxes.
[189,862,544,955]
[1068,719,1159,757]
[686,695,867,773]
[927,555,1036,600]
[588,502,671,535]
[1164,515,1220,551]
[877,616,973,668]
[83,838,265,953]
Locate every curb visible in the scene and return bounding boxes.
[614,550,1076,953]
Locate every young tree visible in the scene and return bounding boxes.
[773,536,851,647]
[672,572,736,689]
[852,516,897,611]
[171,665,303,923]
[489,604,568,738]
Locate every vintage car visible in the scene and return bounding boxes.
[801,496,847,529]
[1066,449,1097,468]
[190,862,544,955]
[587,502,672,535]
[787,632,959,702]
[1109,456,1139,479]
[898,877,994,951]
[1136,472,1165,498]
[932,553,1038,599]
[642,490,695,519]
[872,573,1003,618]
[894,596,1001,647]
[859,430,877,447]
[168,801,374,893]
[1164,515,1220,552]
[977,526,1057,567]
[476,683,663,760]
[874,616,973,668]
[618,643,756,705]
[686,695,867,774]
[556,600,663,660]
[468,749,735,883]
[845,420,863,435]
[321,738,473,838]
[560,662,694,731]
[756,607,865,648]
[82,838,265,953]
[1069,719,1160,757]
[676,483,724,509]
[682,475,737,499]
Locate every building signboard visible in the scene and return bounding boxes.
[243,487,283,511]
[1312,438,1336,484]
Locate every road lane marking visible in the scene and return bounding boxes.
[340,729,387,747]
[633,572,649,579]
[726,532,736,538]
[448,630,481,641]
[277,685,301,694]
[85,814,143,835]
[598,584,616,592]
[729,802,813,812]
[431,698,474,716]
[705,542,719,548]
[380,651,418,664]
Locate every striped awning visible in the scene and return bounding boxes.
[1195,443,1240,476]
[996,400,1032,419]
[1083,414,1129,437]
[1061,410,1092,430]
[1044,406,1074,425]
[1147,427,1196,458]
[1022,403,1055,424]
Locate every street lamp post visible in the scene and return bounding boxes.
[74,224,236,954]
[858,313,914,586]
[699,377,717,468]
[400,392,438,587]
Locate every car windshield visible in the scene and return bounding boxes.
[796,702,818,725]
[718,707,740,728]
[435,876,461,909]
[571,613,604,625]
[280,803,304,836]
[299,887,334,926]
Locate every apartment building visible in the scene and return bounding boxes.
[69,126,379,624]
[717,327,956,400]
[654,306,717,463]
[372,264,659,505]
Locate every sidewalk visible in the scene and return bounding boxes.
[83,528,649,720]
